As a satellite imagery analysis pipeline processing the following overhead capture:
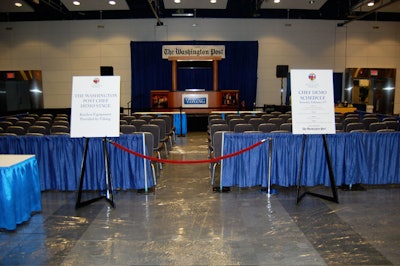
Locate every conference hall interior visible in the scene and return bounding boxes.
[1,0,400,265]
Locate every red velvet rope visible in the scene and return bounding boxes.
[109,139,267,164]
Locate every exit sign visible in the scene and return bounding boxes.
[6,72,15,79]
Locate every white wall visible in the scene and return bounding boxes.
[0,18,399,113]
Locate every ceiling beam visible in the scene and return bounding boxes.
[338,0,400,26]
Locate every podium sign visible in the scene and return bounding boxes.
[291,69,336,135]
[70,76,120,138]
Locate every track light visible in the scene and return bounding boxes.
[367,1,375,7]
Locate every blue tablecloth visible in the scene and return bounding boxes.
[0,155,42,230]
[0,134,154,191]
[220,132,400,188]
[172,113,187,135]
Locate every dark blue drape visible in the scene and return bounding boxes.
[0,134,154,191]
[131,41,258,111]
[220,132,400,188]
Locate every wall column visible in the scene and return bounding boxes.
[171,60,177,92]
[213,59,218,91]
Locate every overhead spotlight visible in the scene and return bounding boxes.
[210,0,217,3]
[367,1,375,6]
[108,0,116,5]
[309,0,315,4]
[174,0,181,3]
[73,1,80,6]
[14,2,23,7]
[273,0,280,3]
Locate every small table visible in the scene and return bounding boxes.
[0,154,42,230]
[335,107,357,114]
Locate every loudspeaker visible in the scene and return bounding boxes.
[276,65,289,78]
[100,66,113,76]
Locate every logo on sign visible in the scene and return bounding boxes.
[184,97,207,104]
[308,73,317,81]
[182,94,208,107]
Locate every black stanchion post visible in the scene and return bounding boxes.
[102,137,115,207]
[261,138,278,195]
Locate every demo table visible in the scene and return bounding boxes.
[220,132,400,188]
[0,155,42,230]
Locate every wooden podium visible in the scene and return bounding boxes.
[150,55,239,113]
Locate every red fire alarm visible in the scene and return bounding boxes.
[6,72,15,79]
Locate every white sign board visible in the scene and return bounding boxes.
[182,93,209,108]
[70,76,120,138]
[290,69,336,135]
[162,45,225,59]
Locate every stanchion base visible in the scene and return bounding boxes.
[259,188,279,195]
[213,186,231,193]
[137,187,156,194]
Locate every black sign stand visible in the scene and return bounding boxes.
[75,137,115,209]
[296,134,339,204]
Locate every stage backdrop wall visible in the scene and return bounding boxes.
[130,41,258,111]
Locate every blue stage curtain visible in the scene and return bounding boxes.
[220,132,400,188]
[130,41,258,111]
[0,156,41,230]
[0,134,153,191]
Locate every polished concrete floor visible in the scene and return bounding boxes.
[1,132,400,265]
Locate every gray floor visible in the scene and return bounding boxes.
[1,132,400,265]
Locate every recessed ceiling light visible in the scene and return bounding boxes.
[73,1,81,6]
[367,1,375,6]
[309,0,315,4]
[15,2,23,7]
[273,0,280,3]
[174,0,181,3]
[109,0,116,5]
[210,0,217,3]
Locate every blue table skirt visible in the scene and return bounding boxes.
[0,134,154,191]
[172,114,187,135]
[221,132,400,188]
[0,156,42,230]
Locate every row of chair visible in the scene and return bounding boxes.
[338,116,399,132]
[0,115,69,136]
[209,116,291,132]
[209,112,399,133]
[0,113,70,136]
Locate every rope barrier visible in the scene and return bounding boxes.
[109,138,268,164]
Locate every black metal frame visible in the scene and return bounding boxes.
[296,134,339,204]
[75,137,115,209]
